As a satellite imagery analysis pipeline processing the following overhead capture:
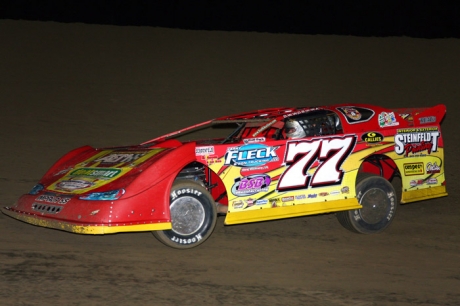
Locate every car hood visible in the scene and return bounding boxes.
[43,146,171,195]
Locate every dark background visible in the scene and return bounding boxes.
[2,2,460,304]
[2,0,460,38]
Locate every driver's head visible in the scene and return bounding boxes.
[285,119,306,139]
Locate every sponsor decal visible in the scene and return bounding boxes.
[252,119,277,136]
[329,190,340,196]
[419,116,436,124]
[361,132,384,144]
[395,127,440,157]
[319,192,329,197]
[307,194,317,198]
[241,165,269,172]
[426,162,441,174]
[278,135,356,190]
[86,149,164,168]
[378,112,399,127]
[341,107,362,120]
[195,146,215,156]
[54,168,72,176]
[281,196,294,202]
[243,137,266,144]
[282,108,319,119]
[403,162,424,176]
[225,144,279,167]
[341,186,350,194]
[231,174,271,196]
[56,179,94,191]
[337,107,375,124]
[255,199,268,205]
[204,156,220,165]
[35,193,72,205]
[70,168,121,179]
[95,152,147,165]
[244,198,256,208]
[295,194,306,200]
[232,200,244,209]
[171,188,202,200]
[170,234,203,245]
[410,179,424,187]
[400,113,411,120]
[426,178,438,185]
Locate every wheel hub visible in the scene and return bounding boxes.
[359,188,390,224]
[170,196,205,236]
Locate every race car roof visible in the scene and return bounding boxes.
[212,106,317,122]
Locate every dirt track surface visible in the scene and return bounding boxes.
[1,20,459,305]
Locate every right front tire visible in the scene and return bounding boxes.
[153,181,217,249]
[337,173,397,234]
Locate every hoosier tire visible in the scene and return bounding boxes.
[153,181,217,249]
[337,173,397,234]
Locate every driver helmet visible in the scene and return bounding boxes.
[285,119,306,139]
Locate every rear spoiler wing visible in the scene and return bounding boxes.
[392,104,446,126]
[412,104,446,125]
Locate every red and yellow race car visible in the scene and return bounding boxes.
[2,103,447,249]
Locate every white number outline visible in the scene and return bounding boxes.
[277,135,357,191]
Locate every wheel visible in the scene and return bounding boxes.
[390,173,402,205]
[153,180,217,249]
[337,173,397,234]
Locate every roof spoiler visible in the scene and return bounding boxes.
[413,104,446,125]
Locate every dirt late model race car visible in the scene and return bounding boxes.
[2,103,447,249]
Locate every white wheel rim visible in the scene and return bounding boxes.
[170,196,206,236]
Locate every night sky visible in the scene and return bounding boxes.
[2,1,460,38]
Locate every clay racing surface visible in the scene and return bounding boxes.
[1,20,459,305]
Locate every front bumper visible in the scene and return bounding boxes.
[1,192,172,234]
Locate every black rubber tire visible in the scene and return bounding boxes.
[390,174,402,205]
[153,181,217,249]
[337,173,397,234]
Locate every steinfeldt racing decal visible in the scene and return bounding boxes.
[224,144,279,167]
[277,135,357,190]
[394,127,440,157]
